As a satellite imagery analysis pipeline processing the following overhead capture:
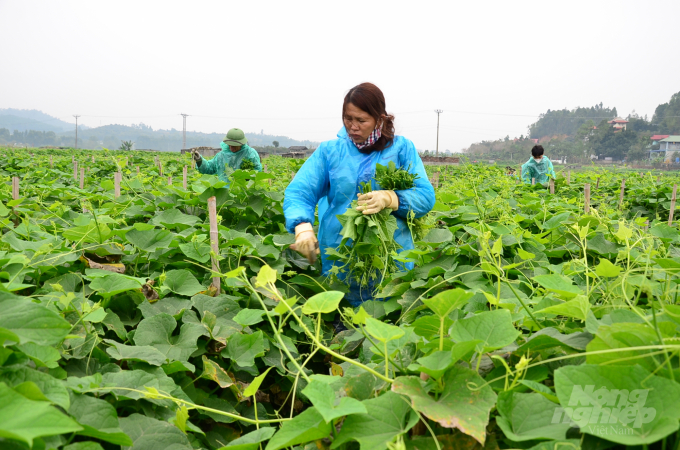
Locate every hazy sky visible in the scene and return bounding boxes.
[2,0,679,151]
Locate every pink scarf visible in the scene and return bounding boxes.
[353,126,382,150]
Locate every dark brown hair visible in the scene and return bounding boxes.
[342,82,395,153]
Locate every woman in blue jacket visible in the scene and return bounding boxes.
[284,82,435,306]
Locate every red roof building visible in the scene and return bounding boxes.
[607,117,628,131]
[651,135,670,141]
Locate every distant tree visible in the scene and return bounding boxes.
[119,140,134,151]
[273,141,279,148]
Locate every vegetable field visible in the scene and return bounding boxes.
[3,148,680,450]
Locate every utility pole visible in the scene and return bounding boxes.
[434,109,443,157]
[73,115,80,149]
[180,114,189,150]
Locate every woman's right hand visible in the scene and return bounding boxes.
[290,223,319,264]
[191,150,202,162]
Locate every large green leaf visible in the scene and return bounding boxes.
[0,382,82,446]
[364,317,404,343]
[554,364,680,445]
[301,379,367,423]
[496,391,570,441]
[449,309,520,352]
[162,269,205,297]
[125,228,174,252]
[0,292,70,346]
[15,342,61,368]
[392,366,497,444]
[301,291,344,314]
[265,407,331,450]
[222,331,266,367]
[105,339,168,366]
[219,427,276,450]
[585,322,671,372]
[539,295,590,321]
[133,313,206,364]
[422,288,474,318]
[179,241,211,263]
[89,274,143,298]
[150,208,200,229]
[118,413,192,449]
[99,368,190,405]
[532,274,583,299]
[69,393,133,445]
[331,391,418,449]
[0,366,70,410]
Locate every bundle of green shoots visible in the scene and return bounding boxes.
[240,159,255,170]
[327,161,432,293]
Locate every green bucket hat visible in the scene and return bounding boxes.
[223,128,248,146]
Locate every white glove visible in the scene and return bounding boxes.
[191,150,202,164]
[356,190,399,215]
[290,223,319,264]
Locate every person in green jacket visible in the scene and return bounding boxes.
[191,128,262,182]
[521,145,556,184]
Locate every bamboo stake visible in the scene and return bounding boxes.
[531,177,536,185]
[159,160,163,176]
[114,172,121,199]
[567,170,571,185]
[12,177,19,200]
[549,178,554,194]
[136,165,140,175]
[619,178,626,210]
[49,155,53,168]
[596,177,600,189]
[183,165,187,190]
[584,183,590,214]
[73,160,78,181]
[168,176,172,186]
[207,196,221,292]
[645,219,650,231]
[91,156,95,163]
[79,167,85,189]
[657,175,661,184]
[669,184,678,226]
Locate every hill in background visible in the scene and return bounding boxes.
[0,110,318,151]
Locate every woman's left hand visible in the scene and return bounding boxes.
[356,190,399,215]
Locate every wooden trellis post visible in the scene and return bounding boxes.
[73,160,78,181]
[549,178,554,194]
[168,176,172,186]
[531,177,536,185]
[49,155,53,168]
[136,165,140,175]
[584,183,591,214]
[91,156,95,163]
[657,175,661,184]
[207,196,221,292]
[619,178,626,210]
[567,170,571,185]
[596,177,600,189]
[12,177,19,200]
[79,167,85,189]
[114,172,121,199]
[159,160,163,176]
[669,184,678,226]
[183,165,187,190]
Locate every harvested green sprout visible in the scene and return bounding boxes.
[240,159,255,170]
[328,162,423,294]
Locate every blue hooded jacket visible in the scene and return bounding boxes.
[284,128,436,305]
[196,143,262,182]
